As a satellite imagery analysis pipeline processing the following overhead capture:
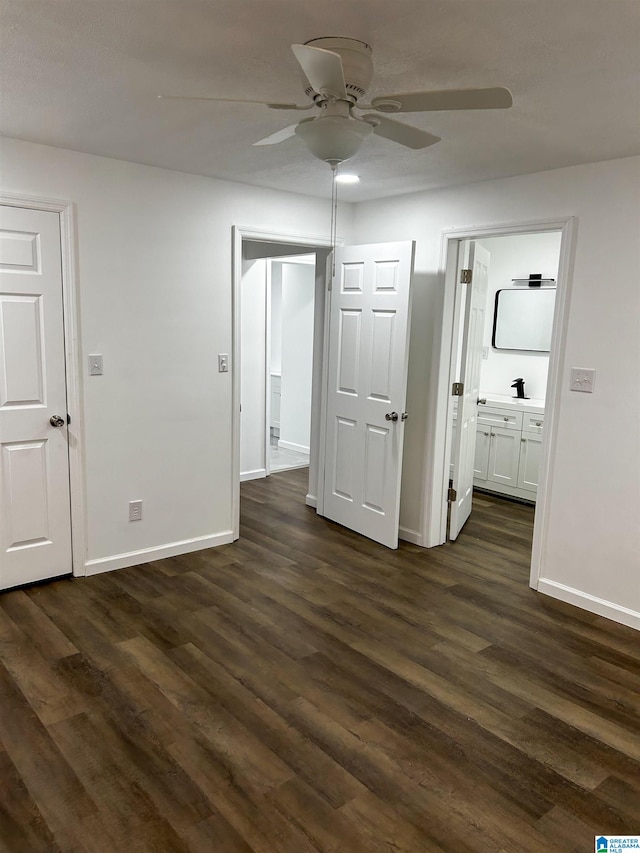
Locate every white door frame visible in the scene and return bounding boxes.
[424,216,577,591]
[1,192,86,577]
[232,226,334,538]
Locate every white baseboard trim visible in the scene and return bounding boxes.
[278,439,310,455]
[240,468,266,482]
[84,531,234,576]
[537,578,640,631]
[305,494,317,508]
[399,526,422,546]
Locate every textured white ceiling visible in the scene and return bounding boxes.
[1,0,639,201]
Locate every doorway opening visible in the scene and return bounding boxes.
[240,252,316,480]
[428,217,576,591]
[231,227,334,539]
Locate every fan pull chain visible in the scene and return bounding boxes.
[330,164,339,279]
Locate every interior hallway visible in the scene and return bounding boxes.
[0,469,638,851]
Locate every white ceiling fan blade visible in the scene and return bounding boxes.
[253,124,299,146]
[370,87,513,113]
[361,115,440,149]
[157,95,311,110]
[291,44,347,100]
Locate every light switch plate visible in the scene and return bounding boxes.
[89,354,103,375]
[570,367,596,393]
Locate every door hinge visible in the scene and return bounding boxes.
[452,382,464,397]
[460,268,472,284]
[448,487,457,502]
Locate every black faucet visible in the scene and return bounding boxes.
[511,378,528,399]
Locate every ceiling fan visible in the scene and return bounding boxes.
[160,37,513,167]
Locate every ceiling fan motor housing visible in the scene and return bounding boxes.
[304,37,374,103]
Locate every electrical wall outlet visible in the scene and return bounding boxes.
[89,354,103,375]
[218,353,229,373]
[129,500,142,521]
[482,346,489,360]
[569,367,596,393]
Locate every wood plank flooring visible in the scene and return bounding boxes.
[1,468,639,851]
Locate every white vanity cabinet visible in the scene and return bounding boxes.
[472,396,545,501]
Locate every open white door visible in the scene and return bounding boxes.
[321,241,414,549]
[449,240,490,540]
[0,205,72,588]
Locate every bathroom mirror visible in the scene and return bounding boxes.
[492,288,556,352]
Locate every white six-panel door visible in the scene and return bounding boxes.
[449,241,490,540]
[321,241,414,549]
[0,205,72,589]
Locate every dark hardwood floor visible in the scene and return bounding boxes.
[1,469,639,852]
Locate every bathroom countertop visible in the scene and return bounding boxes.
[479,394,545,414]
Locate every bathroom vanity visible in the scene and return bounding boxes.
[474,395,545,501]
[452,395,545,502]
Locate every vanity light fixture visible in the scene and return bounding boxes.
[511,274,556,287]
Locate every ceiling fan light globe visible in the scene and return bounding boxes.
[295,115,373,165]
[373,99,403,113]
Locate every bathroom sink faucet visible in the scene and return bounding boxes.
[511,378,529,399]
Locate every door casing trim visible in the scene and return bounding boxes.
[1,192,87,577]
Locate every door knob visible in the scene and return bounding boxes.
[49,414,65,428]
[477,398,487,405]
[385,411,399,422]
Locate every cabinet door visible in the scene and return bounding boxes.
[517,431,543,493]
[487,427,520,487]
[474,427,491,480]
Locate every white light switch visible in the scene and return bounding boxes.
[570,367,596,393]
[89,354,103,375]
[218,353,229,373]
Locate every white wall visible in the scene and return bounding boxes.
[3,135,638,626]
[240,258,267,479]
[353,156,640,625]
[478,232,562,400]
[270,269,282,377]
[0,136,354,571]
[279,261,315,454]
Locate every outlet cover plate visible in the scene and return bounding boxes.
[129,500,142,521]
